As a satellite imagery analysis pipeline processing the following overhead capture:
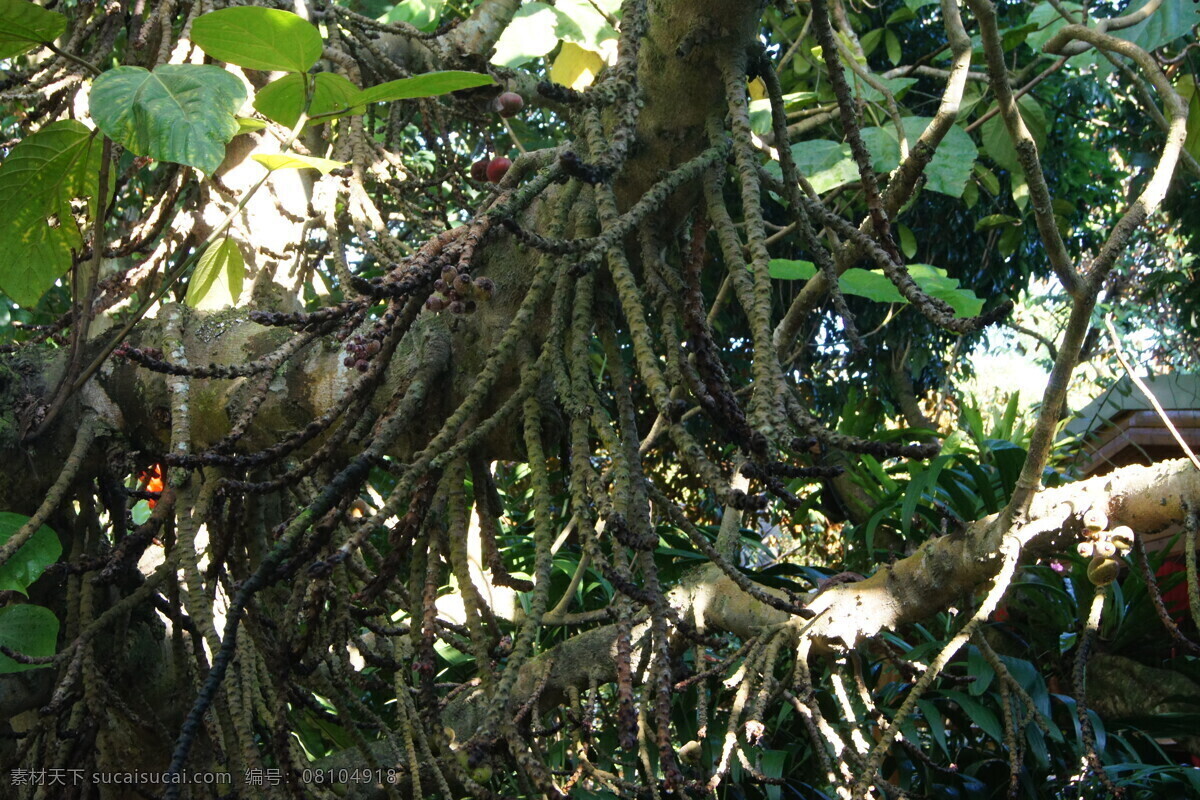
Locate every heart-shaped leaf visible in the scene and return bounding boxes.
[90,64,247,175]
[191,7,323,73]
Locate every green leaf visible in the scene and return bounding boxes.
[839,268,905,303]
[353,70,494,106]
[980,95,1046,174]
[966,645,995,696]
[551,0,619,51]
[885,29,901,66]
[0,120,101,307]
[859,28,884,58]
[887,7,917,25]
[1182,77,1200,164]
[254,72,361,128]
[253,153,346,175]
[0,0,66,59]
[89,65,247,175]
[0,513,61,595]
[909,264,985,316]
[191,7,323,73]
[490,3,560,67]
[1026,2,1082,53]
[235,117,268,135]
[384,0,446,32]
[769,139,859,194]
[0,605,58,673]
[897,223,917,259]
[769,259,816,281]
[974,213,1020,231]
[917,699,949,757]
[973,163,1000,195]
[853,76,917,104]
[186,237,244,309]
[1101,2,1200,57]
[860,117,978,197]
[942,689,1003,744]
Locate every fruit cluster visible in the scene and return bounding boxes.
[425,265,495,314]
[471,155,512,184]
[343,333,383,372]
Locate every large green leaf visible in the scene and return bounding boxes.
[909,263,985,316]
[186,237,244,309]
[0,120,101,306]
[191,7,323,73]
[89,65,247,175]
[860,117,978,197]
[353,71,494,106]
[980,95,1046,175]
[1105,1,1200,56]
[490,3,560,67]
[0,513,61,595]
[768,259,983,316]
[768,259,815,280]
[767,139,860,194]
[0,604,58,673]
[0,0,66,59]
[253,72,361,128]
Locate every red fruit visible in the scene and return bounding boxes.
[470,158,491,181]
[486,157,512,183]
[494,92,524,118]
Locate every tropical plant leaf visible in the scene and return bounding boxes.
[191,6,323,73]
[353,71,494,106]
[89,65,247,175]
[253,72,361,128]
[0,513,61,595]
[253,153,346,174]
[0,0,66,59]
[186,237,244,309]
[0,120,101,306]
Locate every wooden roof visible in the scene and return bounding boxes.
[1065,373,1200,476]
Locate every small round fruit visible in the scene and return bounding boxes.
[486,156,512,183]
[494,92,524,118]
[470,158,491,181]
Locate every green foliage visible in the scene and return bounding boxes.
[89,65,247,175]
[769,259,984,316]
[253,72,361,128]
[0,0,64,59]
[184,237,244,309]
[0,513,60,595]
[353,71,495,105]
[0,120,101,306]
[191,6,324,73]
